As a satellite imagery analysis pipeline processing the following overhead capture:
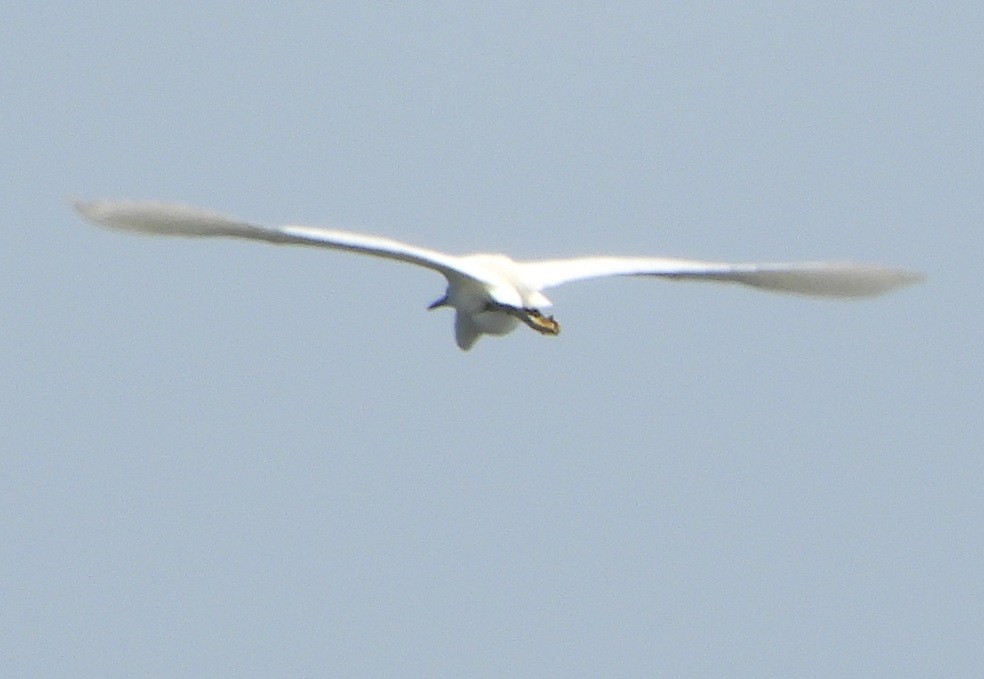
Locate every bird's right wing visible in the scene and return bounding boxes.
[519,256,923,298]
[75,200,498,284]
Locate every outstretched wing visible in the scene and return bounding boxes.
[75,200,498,285]
[519,256,923,298]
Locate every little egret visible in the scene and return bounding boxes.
[75,200,923,350]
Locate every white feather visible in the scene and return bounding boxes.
[75,200,924,350]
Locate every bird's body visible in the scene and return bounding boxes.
[75,200,923,350]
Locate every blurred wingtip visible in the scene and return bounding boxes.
[72,198,99,220]
[904,270,927,286]
[882,268,926,293]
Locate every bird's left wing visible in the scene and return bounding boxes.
[519,256,923,298]
[75,200,497,284]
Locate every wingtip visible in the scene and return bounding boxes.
[72,199,101,221]
[873,267,926,295]
[902,270,927,286]
[71,198,123,227]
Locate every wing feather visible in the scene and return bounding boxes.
[74,200,497,284]
[76,201,923,299]
[520,257,923,298]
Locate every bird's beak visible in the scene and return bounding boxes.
[427,295,449,310]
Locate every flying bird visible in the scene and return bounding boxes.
[75,200,923,350]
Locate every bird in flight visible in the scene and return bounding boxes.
[75,200,922,350]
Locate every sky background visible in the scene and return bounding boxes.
[2,3,981,676]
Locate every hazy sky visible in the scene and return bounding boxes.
[3,3,981,676]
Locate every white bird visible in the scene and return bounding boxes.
[75,200,923,350]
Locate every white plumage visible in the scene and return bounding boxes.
[75,200,923,350]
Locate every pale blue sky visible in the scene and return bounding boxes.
[3,3,981,676]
